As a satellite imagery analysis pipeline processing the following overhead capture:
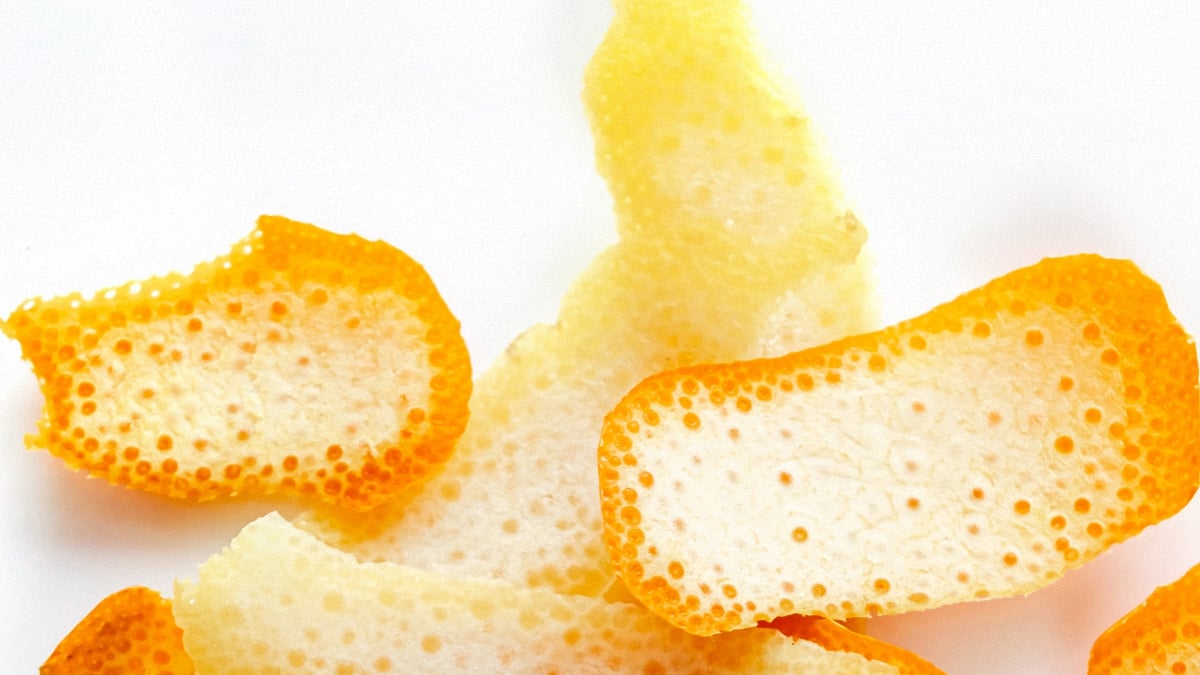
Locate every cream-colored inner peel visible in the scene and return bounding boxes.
[296,0,876,597]
[60,285,433,477]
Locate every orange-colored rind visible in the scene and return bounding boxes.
[3,215,471,510]
[600,254,1199,635]
[1088,561,1200,674]
[41,586,194,675]
[766,615,945,675]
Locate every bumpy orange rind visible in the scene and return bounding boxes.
[3,216,471,510]
[1088,561,1200,674]
[42,586,193,675]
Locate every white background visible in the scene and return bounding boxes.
[2,2,1198,673]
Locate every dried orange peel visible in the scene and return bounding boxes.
[42,586,193,675]
[2,216,471,510]
[175,511,922,673]
[296,0,875,597]
[599,254,1199,635]
[1088,561,1200,674]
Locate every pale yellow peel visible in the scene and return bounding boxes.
[296,0,875,598]
[174,512,901,674]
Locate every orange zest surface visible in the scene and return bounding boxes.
[1088,561,1200,674]
[3,216,471,510]
[766,615,945,675]
[42,586,193,675]
[600,254,1199,635]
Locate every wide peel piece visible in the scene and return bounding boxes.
[1088,561,1200,674]
[42,586,193,675]
[175,512,914,674]
[600,254,1199,635]
[297,0,875,597]
[2,216,471,510]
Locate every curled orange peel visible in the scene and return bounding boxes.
[765,615,945,675]
[3,216,471,510]
[1088,561,1200,674]
[599,254,1199,635]
[42,586,194,675]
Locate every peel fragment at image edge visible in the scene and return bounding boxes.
[42,586,194,675]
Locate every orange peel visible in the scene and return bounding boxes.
[296,0,875,597]
[765,615,945,675]
[599,254,1199,635]
[175,511,912,674]
[42,586,193,675]
[1088,561,1200,674]
[2,215,471,510]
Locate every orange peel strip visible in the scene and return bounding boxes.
[295,0,874,597]
[175,512,908,674]
[42,586,194,675]
[1088,561,1200,674]
[599,254,1199,635]
[2,215,471,510]
[765,615,945,675]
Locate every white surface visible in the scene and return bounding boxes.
[1,2,1198,673]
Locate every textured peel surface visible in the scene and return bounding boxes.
[42,586,193,675]
[296,0,875,597]
[600,254,1199,635]
[766,615,945,675]
[174,512,901,674]
[2,216,471,510]
[1088,561,1200,674]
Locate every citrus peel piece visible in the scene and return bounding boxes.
[296,0,874,596]
[42,586,194,675]
[599,254,1199,635]
[2,215,471,510]
[765,615,945,675]
[175,511,912,674]
[591,0,864,266]
[1087,561,1200,674]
